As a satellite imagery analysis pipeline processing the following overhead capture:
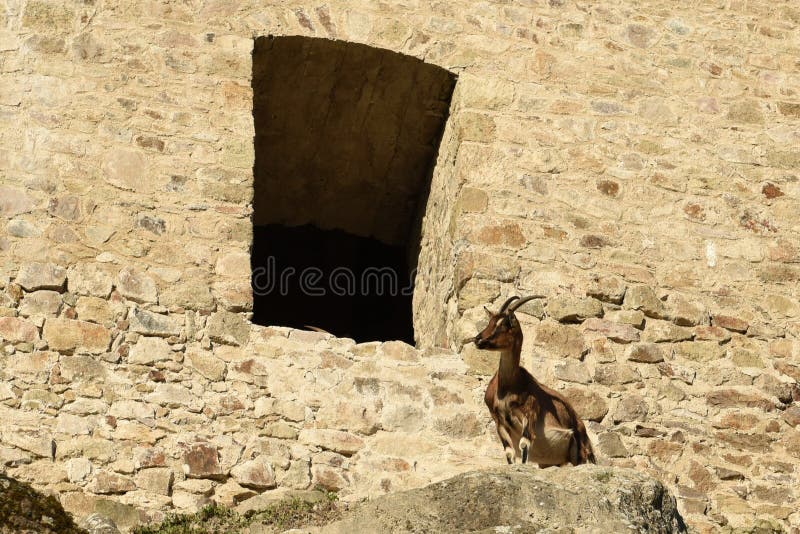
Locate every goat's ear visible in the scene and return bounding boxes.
[484,306,494,317]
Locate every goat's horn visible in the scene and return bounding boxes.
[498,296,520,313]
[508,295,546,313]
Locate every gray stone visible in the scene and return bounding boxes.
[80,513,121,534]
[316,466,686,533]
[6,219,42,238]
[66,458,93,483]
[128,307,182,337]
[206,311,250,346]
[597,432,630,458]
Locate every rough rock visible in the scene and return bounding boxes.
[43,318,111,353]
[534,320,586,359]
[586,274,626,304]
[116,268,158,304]
[128,307,182,337]
[582,317,640,343]
[15,263,67,292]
[315,466,686,533]
[627,343,666,363]
[547,295,603,323]
[624,285,669,319]
[206,311,250,346]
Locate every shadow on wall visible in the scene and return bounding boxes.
[250,35,456,343]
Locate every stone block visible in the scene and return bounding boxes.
[230,458,276,490]
[623,286,668,319]
[127,336,174,365]
[43,318,111,353]
[562,387,608,422]
[586,274,626,304]
[547,295,603,323]
[15,262,66,291]
[582,318,639,344]
[18,290,62,317]
[67,263,114,298]
[206,311,249,346]
[553,360,591,384]
[626,343,665,363]
[116,267,158,304]
[186,346,226,381]
[128,307,182,337]
[0,316,40,343]
[181,442,226,480]
[534,320,586,359]
[299,429,365,456]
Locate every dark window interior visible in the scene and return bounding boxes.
[251,36,456,343]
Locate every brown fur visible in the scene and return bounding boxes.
[474,297,596,467]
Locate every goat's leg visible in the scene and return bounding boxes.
[496,425,515,464]
[517,415,531,464]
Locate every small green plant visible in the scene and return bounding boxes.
[593,471,614,484]
[132,494,341,534]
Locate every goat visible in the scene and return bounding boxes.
[471,296,596,467]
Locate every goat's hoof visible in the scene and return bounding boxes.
[519,437,531,464]
[504,447,515,464]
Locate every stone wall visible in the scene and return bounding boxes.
[1,1,799,532]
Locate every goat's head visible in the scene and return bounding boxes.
[472,296,539,350]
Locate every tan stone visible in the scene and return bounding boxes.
[299,429,365,456]
[674,342,724,363]
[116,268,158,304]
[230,458,276,490]
[15,262,66,291]
[562,387,608,422]
[582,318,640,344]
[586,274,626,304]
[103,149,149,191]
[206,311,249,346]
[0,316,41,343]
[43,318,110,353]
[623,286,668,320]
[186,346,226,381]
[76,296,113,324]
[134,468,174,495]
[553,360,591,384]
[534,320,586,359]
[67,263,114,298]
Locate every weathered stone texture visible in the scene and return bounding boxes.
[0,2,798,532]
